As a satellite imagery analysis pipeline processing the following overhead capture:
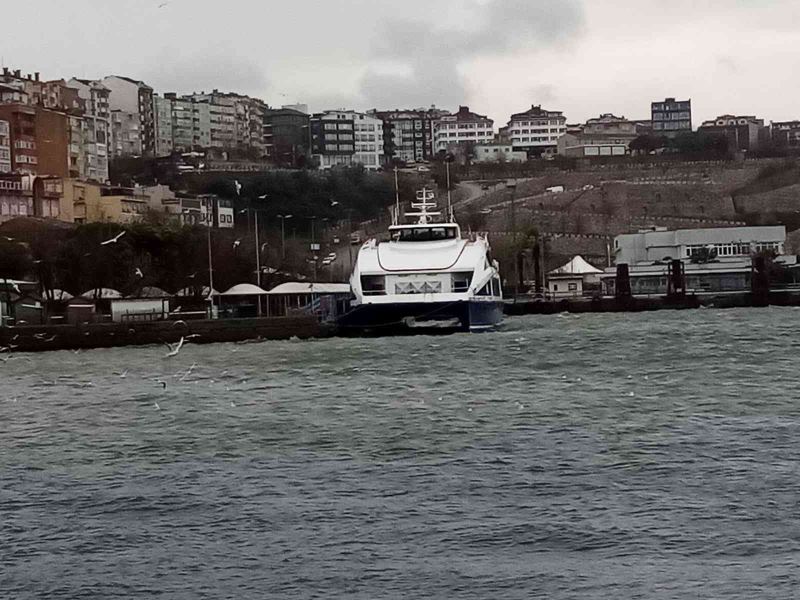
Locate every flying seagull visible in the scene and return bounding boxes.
[135,268,144,278]
[101,231,126,245]
[258,194,268,200]
[330,200,339,207]
[261,242,268,252]
[234,180,242,196]
[164,337,185,358]
[233,239,241,249]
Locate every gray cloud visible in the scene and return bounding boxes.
[141,54,269,96]
[359,0,584,110]
[528,84,557,105]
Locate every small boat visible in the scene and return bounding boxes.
[341,187,504,332]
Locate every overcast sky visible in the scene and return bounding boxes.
[4,0,800,126]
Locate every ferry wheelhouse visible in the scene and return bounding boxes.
[342,188,504,332]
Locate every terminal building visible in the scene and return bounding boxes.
[601,225,793,296]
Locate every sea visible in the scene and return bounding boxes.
[2,308,800,599]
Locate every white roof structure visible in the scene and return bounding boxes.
[267,282,351,295]
[81,287,123,299]
[549,255,603,276]
[136,286,171,298]
[48,289,74,301]
[221,283,269,296]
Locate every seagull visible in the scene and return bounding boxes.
[2,236,14,241]
[118,370,128,378]
[258,194,268,200]
[156,379,167,389]
[233,239,241,249]
[187,273,197,279]
[135,268,144,278]
[164,337,185,358]
[10,282,21,295]
[185,334,201,340]
[234,180,242,196]
[154,401,161,410]
[100,231,126,245]
[158,1,169,7]
[179,363,197,381]
[330,200,339,207]
[260,243,268,252]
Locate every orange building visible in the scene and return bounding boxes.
[0,104,69,177]
[34,108,69,177]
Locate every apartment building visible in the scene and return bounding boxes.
[432,106,494,154]
[557,114,638,158]
[651,97,692,138]
[263,107,310,166]
[504,105,566,157]
[66,78,110,182]
[310,110,384,170]
[0,105,38,174]
[698,114,768,152]
[0,173,32,223]
[770,121,800,148]
[153,91,266,156]
[371,108,435,163]
[110,110,143,157]
[0,119,11,172]
[102,76,155,157]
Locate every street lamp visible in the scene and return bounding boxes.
[277,214,293,259]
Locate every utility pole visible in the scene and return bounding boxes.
[206,198,215,319]
[446,157,453,221]
[393,166,400,225]
[254,210,262,316]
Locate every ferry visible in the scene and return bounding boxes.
[341,187,504,332]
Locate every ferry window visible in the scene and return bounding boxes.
[360,275,385,295]
[452,271,472,293]
[396,227,457,242]
[477,282,491,296]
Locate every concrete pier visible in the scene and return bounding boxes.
[0,316,332,353]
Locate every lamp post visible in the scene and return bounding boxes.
[241,195,269,317]
[308,216,318,282]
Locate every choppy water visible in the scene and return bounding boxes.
[3,308,800,598]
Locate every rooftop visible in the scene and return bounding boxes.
[267,282,351,295]
[509,104,564,120]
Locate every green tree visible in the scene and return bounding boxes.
[0,238,33,325]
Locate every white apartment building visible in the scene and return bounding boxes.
[0,120,11,172]
[110,110,143,157]
[432,106,494,153]
[311,110,384,170]
[66,78,110,181]
[153,91,264,156]
[505,104,566,157]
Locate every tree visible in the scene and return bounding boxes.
[629,134,666,155]
[0,238,33,325]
